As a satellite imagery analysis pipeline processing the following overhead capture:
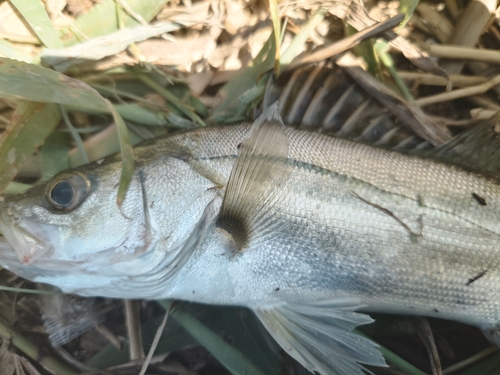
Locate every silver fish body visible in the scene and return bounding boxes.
[1,105,500,374]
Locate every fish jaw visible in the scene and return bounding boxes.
[0,201,57,264]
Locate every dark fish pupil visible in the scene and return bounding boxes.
[50,181,74,206]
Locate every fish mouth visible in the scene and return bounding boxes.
[0,209,57,265]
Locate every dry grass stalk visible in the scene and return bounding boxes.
[398,71,488,87]
[415,3,452,42]
[287,13,404,70]
[422,44,500,64]
[416,74,500,107]
[440,0,497,74]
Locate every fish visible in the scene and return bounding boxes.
[1,102,500,375]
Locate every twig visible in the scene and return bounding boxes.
[138,305,171,375]
[470,108,498,120]
[442,346,499,374]
[416,74,500,107]
[410,317,442,375]
[125,300,144,360]
[287,13,404,70]
[337,53,451,145]
[397,71,488,87]
[96,324,123,350]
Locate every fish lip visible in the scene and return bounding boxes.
[0,208,56,265]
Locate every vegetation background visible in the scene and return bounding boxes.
[0,0,500,374]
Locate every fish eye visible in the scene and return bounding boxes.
[46,172,90,212]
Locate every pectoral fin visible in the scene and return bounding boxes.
[217,103,291,254]
[254,299,386,375]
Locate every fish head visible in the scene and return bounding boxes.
[0,157,150,275]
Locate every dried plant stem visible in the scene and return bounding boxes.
[0,32,40,45]
[440,0,496,74]
[410,317,442,375]
[442,346,499,374]
[139,305,170,375]
[0,316,77,375]
[398,71,488,87]
[338,53,451,145]
[416,74,500,107]
[415,3,452,42]
[444,0,460,19]
[287,13,404,70]
[470,108,497,120]
[125,300,145,360]
[422,44,500,64]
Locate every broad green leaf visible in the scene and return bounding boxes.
[0,102,60,193]
[60,0,169,47]
[10,0,64,49]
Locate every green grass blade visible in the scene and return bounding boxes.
[60,0,169,47]
[0,102,60,193]
[210,32,276,123]
[356,330,427,375]
[399,0,420,28]
[0,58,134,205]
[43,20,189,72]
[107,100,134,206]
[40,132,72,180]
[158,300,267,375]
[10,0,63,49]
[280,9,326,68]
[0,40,33,63]
[268,0,281,75]
[3,182,32,194]
[139,75,205,126]
[0,58,106,111]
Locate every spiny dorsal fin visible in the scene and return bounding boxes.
[424,112,500,175]
[217,102,291,255]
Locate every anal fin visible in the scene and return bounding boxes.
[254,298,386,375]
[217,102,291,254]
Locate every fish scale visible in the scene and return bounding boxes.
[1,104,500,374]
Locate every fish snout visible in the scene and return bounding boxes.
[0,199,55,264]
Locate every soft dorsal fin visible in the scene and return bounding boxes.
[424,112,500,175]
[217,103,291,255]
